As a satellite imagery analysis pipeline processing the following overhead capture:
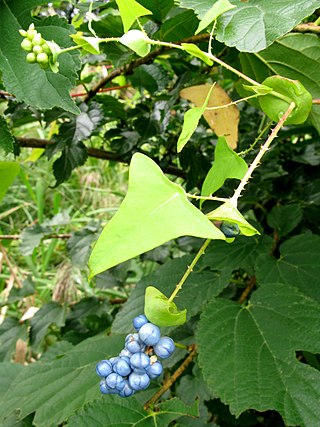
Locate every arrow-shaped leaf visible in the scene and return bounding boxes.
[115,0,152,33]
[89,153,225,277]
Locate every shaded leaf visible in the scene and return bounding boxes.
[0,161,20,203]
[19,224,49,256]
[130,63,169,94]
[89,153,225,277]
[267,204,303,237]
[0,116,15,154]
[30,302,67,351]
[68,396,198,427]
[255,233,320,300]
[201,137,247,199]
[0,319,28,362]
[180,84,239,149]
[67,222,99,268]
[0,335,125,427]
[0,11,80,113]
[197,283,320,426]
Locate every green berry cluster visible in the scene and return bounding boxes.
[19,24,53,69]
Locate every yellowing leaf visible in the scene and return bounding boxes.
[180,83,239,149]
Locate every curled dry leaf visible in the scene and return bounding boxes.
[180,83,239,149]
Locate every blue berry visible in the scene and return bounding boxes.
[106,373,125,391]
[100,380,119,395]
[119,380,135,397]
[109,356,119,366]
[96,360,113,377]
[128,372,150,391]
[147,361,163,379]
[154,337,175,359]
[130,352,150,369]
[125,333,145,353]
[113,358,132,377]
[138,323,161,346]
[133,314,149,331]
[220,221,240,238]
[119,348,132,358]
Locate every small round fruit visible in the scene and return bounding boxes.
[119,380,135,397]
[95,360,113,377]
[106,373,125,391]
[130,352,150,370]
[154,337,175,359]
[100,380,119,395]
[21,39,33,52]
[113,358,132,377]
[26,25,37,41]
[146,361,163,379]
[128,372,150,391]
[220,222,240,238]
[32,33,43,46]
[36,52,48,64]
[259,75,312,125]
[42,43,51,55]
[133,314,149,331]
[138,323,161,346]
[26,52,37,63]
[33,45,43,55]
[125,333,144,353]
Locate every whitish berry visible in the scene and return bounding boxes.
[32,33,43,46]
[146,361,163,379]
[130,352,150,370]
[106,373,125,391]
[37,52,48,64]
[154,337,175,359]
[133,314,148,331]
[21,39,33,52]
[128,372,150,391]
[138,323,161,346]
[96,360,113,377]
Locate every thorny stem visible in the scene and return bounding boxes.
[230,102,296,204]
[238,121,272,157]
[168,239,211,303]
[186,194,228,203]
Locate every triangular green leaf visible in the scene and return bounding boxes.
[181,43,213,65]
[0,161,20,203]
[120,30,151,57]
[144,286,187,326]
[177,85,214,153]
[70,34,101,54]
[206,201,260,237]
[201,137,248,199]
[195,0,236,35]
[115,0,152,33]
[197,283,320,426]
[89,153,225,278]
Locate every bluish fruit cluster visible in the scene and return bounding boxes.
[96,314,175,397]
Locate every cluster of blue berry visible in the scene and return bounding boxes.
[96,314,175,397]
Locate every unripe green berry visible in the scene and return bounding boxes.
[19,29,27,37]
[32,33,43,46]
[21,39,33,52]
[33,45,43,55]
[27,29,37,41]
[26,52,37,63]
[37,52,49,64]
[42,43,51,55]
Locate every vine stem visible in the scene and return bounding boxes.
[230,102,296,205]
[167,239,211,303]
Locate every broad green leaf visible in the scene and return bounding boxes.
[206,201,260,236]
[115,0,152,33]
[0,9,80,114]
[19,224,49,256]
[69,33,101,54]
[201,137,248,200]
[130,63,169,94]
[137,0,174,21]
[195,0,236,35]
[68,396,198,427]
[120,30,151,57]
[144,286,187,326]
[240,33,320,134]
[0,161,20,203]
[0,335,124,426]
[30,302,67,351]
[177,85,214,152]
[267,204,302,237]
[197,283,320,426]
[0,116,15,154]
[255,233,320,301]
[181,43,213,66]
[179,0,320,52]
[0,363,24,399]
[0,319,28,362]
[88,153,225,278]
[67,223,99,268]
[112,256,231,334]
